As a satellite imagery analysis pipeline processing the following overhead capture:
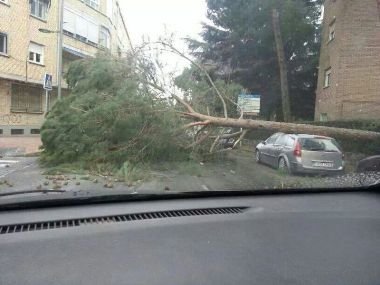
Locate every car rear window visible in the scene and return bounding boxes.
[299,138,341,152]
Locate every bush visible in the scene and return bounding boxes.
[304,120,380,155]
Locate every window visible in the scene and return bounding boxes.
[63,8,99,46]
[275,135,287,146]
[99,26,111,49]
[82,0,99,10]
[266,133,283,144]
[0,33,7,54]
[320,113,328,122]
[30,0,50,20]
[299,138,341,152]
[11,129,24,135]
[324,68,331,88]
[28,42,44,64]
[11,84,43,113]
[285,136,295,148]
[328,21,336,42]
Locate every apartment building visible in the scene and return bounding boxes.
[315,0,380,121]
[0,0,132,136]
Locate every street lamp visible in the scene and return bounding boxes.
[38,28,59,34]
[38,0,64,101]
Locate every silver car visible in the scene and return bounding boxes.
[255,133,345,175]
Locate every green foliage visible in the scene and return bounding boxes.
[305,120,380,133]
[40,56,190,171]
[188,0,323,120]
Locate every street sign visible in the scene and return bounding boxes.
[43,73,53,91]
[237,94,261,115]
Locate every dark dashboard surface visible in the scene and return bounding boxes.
[0,191,379,285]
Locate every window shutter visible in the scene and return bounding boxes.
[28,89,43,113]
[87,21,99,43]
[11,85,28,112]
[29,42,44,54]
[63,8,76,34]
[76,15,88,39]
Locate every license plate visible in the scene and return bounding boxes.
[313,162,333,168]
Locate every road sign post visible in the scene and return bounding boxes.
[43,73,53,113]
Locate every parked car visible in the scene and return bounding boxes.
[356,155,380,172]
[255,133,345,175]
[219,128,240,148]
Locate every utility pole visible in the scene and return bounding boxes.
[57,0,64,100]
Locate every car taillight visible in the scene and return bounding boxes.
[294,141,302,157]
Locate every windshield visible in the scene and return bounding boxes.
[0,0,379,202]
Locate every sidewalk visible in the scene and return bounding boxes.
[0,136,42,156]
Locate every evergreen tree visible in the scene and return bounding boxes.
[188,0,323,120]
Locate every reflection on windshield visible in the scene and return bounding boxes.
[0,0,379,199]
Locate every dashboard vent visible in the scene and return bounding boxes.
[0,207,247,235]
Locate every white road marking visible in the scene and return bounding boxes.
[0,160,19,169]
[0,160,19,164]
[201,184,209,191]
[0,159,35,179]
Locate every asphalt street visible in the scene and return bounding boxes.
[0,151,379,196]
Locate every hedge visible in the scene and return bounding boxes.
[246,120,380,155]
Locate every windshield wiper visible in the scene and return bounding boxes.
[0,190,66,198]
[0,187,378,212]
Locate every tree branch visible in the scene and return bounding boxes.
[182,120,211,129]
[186,131,212,149]
[232,130,248,148]
[154,41,229,119]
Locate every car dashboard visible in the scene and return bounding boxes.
[0,191,379,285]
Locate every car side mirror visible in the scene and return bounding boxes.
[261,141,267,145]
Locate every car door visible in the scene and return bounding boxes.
[260,133,282,165]
[270,134,287,167]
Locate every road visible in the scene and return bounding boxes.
[0,151,296,194]
[0,151,379,195]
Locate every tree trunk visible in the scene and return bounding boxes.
[272,9,292,122]
[183,111,380,141]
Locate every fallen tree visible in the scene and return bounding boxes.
[41,44,380,173]
[141,41,380,145]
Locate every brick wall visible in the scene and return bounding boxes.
[0,0,59,84]
[0,0,131,132]
[315,0,380,121]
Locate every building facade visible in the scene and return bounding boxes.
[0,0,132,136]
[315,0,380,121]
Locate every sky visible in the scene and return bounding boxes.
[119,0,207,46]
[119,0,207,74]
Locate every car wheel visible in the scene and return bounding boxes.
[255,150,261,163]
[278,157,291,174]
